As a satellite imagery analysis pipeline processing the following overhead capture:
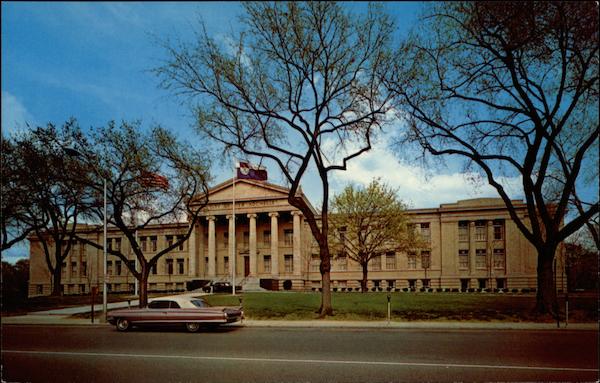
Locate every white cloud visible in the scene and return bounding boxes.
[1,91,35,136]
[330,131,523,209]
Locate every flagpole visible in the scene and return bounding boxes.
[232,158,236,296]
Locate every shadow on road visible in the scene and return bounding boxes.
[110,324,243,334]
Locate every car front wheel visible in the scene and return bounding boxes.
[185,322,200,333]
[116,318,130,331]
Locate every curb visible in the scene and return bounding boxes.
[2,316,596,331]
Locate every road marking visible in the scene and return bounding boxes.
[3,350,596,373]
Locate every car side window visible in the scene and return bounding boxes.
[169,301,181,309]
[148,300,170,309]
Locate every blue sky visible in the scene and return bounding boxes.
[2,2,531,262]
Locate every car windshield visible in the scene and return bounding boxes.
[190,299,208,308]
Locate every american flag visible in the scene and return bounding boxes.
[138,171,169,189]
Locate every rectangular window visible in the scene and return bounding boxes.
[386,252,396,270]
[107,238,112,251]
[114,238,121,251]
[493,220,504,240]
[408,279,416,288]
[62,262,67,278]
[80,284,86,293]
[311,254,320,272]
[71,261,77,275]
[476,249,487,268]
[150,236,157,252]
[458,221,469,242]
[166,235,174,247]
[263,255,271,273]
[177,258,184,274]
[337,254,347,271]
[371,254,381,271]
[407,252,417,269]
[140,236,147,252]
[224,256,229,273]
[284,254,293,273]
[284,229,293,246]
[263,230,271,246]
[166,259,174,275]
[387,280,395,289]
[107,261,113,275]
[420,223,431,243]
[422,279,430,288]
[373,280,380,288]
[496,278,506,289]
[115,260,122,275]
[81,261,87,277]
[177,235,185,251]
[478,279,487,289]
[421,251,431,269]
[127,260,135,273]
[223,232,229,246]
[475,221,486,241]
[36,285,44,295]
[458,250,469,269]
[151,263,157,275]
[493,249,505,268]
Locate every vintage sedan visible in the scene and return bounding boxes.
[107,296,243,332]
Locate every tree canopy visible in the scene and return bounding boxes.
[156,1,397,316]
[329,179,417,292]
[388,1,598,314]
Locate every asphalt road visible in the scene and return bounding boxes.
[2,324,598,382]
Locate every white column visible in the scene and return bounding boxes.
[227,215,236,278]
[248,213,257,276]
[269,212,279,277]
[207,216,216,277]
[292,211,302,276]
[188,225,196,277]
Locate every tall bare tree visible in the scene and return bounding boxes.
[388,2,598,314]
[156,2,396,316]
[72,121,210,307]
[329,179,417,292]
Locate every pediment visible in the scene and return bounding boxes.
[208,179,290,203]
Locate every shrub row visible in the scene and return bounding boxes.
[310,287,539,293]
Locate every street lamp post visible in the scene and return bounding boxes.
[102,178,107,322]
[64,147,108,322]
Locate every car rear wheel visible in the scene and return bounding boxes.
[185,322,200,333]
[116,318,130,331]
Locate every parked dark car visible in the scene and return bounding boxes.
[202,281,243,293]
[106,296,243,332]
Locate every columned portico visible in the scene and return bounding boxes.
[247,213,257,276]
[207,215,216,277]
[269,212,279,277]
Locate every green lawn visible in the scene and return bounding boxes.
[203,292,598,322]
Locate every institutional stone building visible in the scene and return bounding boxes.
[28,179,564,296]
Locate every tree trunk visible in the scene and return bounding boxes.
[138,267,149,308]
[318,246,333,317]
[51,266,62,296]
[534,247,558,316]
[361,263,369,293]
